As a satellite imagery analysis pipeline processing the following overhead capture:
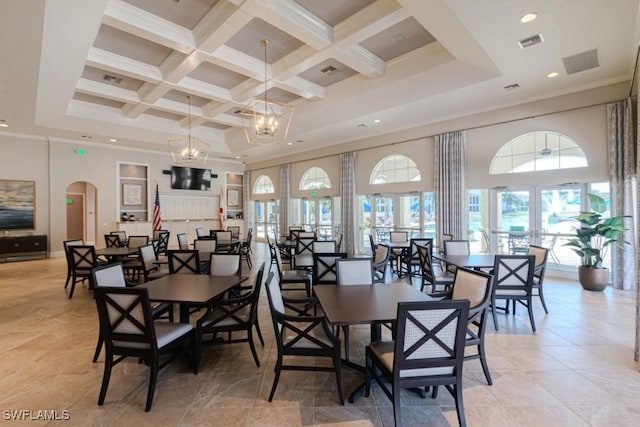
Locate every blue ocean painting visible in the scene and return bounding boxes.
[0,180,35,229]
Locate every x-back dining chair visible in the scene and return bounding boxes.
[491,254,536,332]
[365,300,470,427]
[94,286,195,412]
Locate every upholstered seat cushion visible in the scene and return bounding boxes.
[113,321,192,349]
[369,341,453,378]
[200,306,250,327]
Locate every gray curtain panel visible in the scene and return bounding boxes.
[279,164,291,239]
[340,152,356,255]
[435,131,468,241]
[607,98,637,292]
[243,170,251,231]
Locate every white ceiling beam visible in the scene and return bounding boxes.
[160,50,201,84]
[194,0,253,53]
[275,76,324,100]
[329,44,386,78]
[103,0,195,54]
[86,47,163,83]
[333,0,409,46]
[176,77,233,103]
[74,78,140,104]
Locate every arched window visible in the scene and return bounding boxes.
[253,175,275,194]
[490,131,588,174]
[370,154,421,184]
[299,167,331,190]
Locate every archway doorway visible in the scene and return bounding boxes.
[66,181,97,245]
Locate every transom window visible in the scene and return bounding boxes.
[370,154,421,184]
[490,131,588,174]
[253,175,275,194]
[300,167,331,190]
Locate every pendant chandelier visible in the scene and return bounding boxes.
[242,39,294,145]
[168,95,209,165]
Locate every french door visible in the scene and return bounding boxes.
[254,200,279,241]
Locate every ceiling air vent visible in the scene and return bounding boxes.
[518,34,544,49]
[562,49,599,75]
[103,74,122,84]
[504,83,520,91]
[320,65,337,75]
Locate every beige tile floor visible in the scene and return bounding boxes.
[1,243,640,426]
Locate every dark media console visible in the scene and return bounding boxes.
[0,235,48,262]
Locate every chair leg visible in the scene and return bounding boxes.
[527,299,536,332]
[92,335,103,363]
[255,320,265,346]
[268,360,282,401]
[97,355,113,406]
[247,329,260,367]
[68,277,77,299]
[393,379,402,427]
[454,378,467,427]
[478,341,492,385]
[145,361,158,412]
[491,298,498,331]
[334,353,345,405]
[64,270,71,288]
[538,286,549,314]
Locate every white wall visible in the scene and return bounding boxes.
[0,133,244,255]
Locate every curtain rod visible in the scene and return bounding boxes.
[247,98,621,172]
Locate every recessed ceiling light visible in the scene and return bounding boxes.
[287,142,293,146]
[520,12,538,23]
[373,119,381,124]
[109,138,117,142]
[0,120,8,128]
[547,72,559,78]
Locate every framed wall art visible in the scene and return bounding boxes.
[122,183,143,206]
[0,179,35,230]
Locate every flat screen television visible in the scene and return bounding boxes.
[170,166,212,191]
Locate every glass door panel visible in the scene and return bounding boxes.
[398,194,420,237]
[539,186,581,267]
[318,198,332,239]
[374,195,394,241]
[255,202,265,240]
[468,189,489,253]
[302,199,316,232]
[496,190,530,254]
[266,201,279,240]
[423,192,436,239]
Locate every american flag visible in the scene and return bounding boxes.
[152,185,162,231]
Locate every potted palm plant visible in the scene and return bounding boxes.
[564,193,628,291]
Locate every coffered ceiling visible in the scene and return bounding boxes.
[2,0,639,163]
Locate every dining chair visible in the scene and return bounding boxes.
[271,242,312,296]
[417,242,454,293]
[299,231,316,239]
[104,234,120,248]
[215,231,232,242]
[90,261,172,363]
[401,238,432,279]
[528,244,550,313]
[127,235,149,251]
[389,231,408,275]
[138,243,170,283]
[265,273,344,405]
[177,233,189,250]
[335,258,374,285]
[491,254,536,332]
[110,231,127,246]
[294,237,314,269]
[312,240,337,253]
[152,229,167,240]
[63,239,84,289]
[312,252,348,286]
[365,300,470,427]
[155,231,170,257]
[368,234,378,254]
[433,267,495,385]
[195,227,206,238]
[194,238,216,258]
[209,252,241,276]
[335,257,375,361]
[68,245,99,299]
[195,263,268,370]
[227,225,240,239]
[372,243,390,283]
[167,250,200,274]
[94,286,195,411]
[240,228,253,268]
[443,239,470,273]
